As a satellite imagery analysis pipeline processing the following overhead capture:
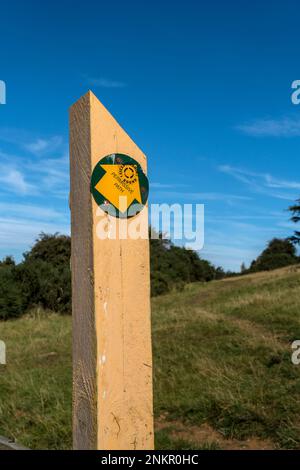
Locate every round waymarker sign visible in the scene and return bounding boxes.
[90,153,149,218]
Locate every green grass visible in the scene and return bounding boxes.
[1,265,300,449]
[0,309,72,449]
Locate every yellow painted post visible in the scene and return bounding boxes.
[69,91,154,450]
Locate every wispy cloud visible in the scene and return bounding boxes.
[205,211,285,222]
[0,127,64,156]
[87,77,126,88]
[263,174,300,190]
[153,189,252,203]
[218,165,300,200]
[26,154,69,190]
[0,128,69,198]
[24,136,63,155]
[0,154,69,198]
[0,217,69,253]
[0,129,70,260]
[236,117,300,137]
[0,165,37,195]
[201,219,292,271]
[202,242,256,261]
[0,203,63,220]
[0,127,30,145]
[151,182,189,189]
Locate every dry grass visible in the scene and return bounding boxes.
[152,265,300,449]
[0,265,300,449]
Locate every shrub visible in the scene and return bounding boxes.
[150,233,218,295]
[15,259,71,314]
[151,271,170,296]
[0,230,221,318]
[249,238,299,273]
[0,266,25,320]
[23,233,71,266]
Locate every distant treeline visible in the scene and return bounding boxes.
[0,231,299,320]
[1,197,299,320]
[0,232,225,320]
[241,238,299,274]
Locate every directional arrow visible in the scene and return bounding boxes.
[95,164,142,212]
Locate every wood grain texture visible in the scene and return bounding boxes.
[70,91,154,450]
[70,92,97,450]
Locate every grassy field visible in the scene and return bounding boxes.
[0,265,300,449]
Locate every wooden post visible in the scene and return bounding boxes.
[69,91,154,450]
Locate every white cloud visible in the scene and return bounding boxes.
[0,130,70,260]
[205,211,285,222]
[0,132,69,198]
[0,153,69,198]
[218,165,300,200]
[0,128,64,155]
[26,154,69,197]
[24,136,63,155]
[200,240,259,271]
[0,127,29,145]
[87,77,126,88]
[153,189,252,203]
[151,182,189,189]
[264,174,300,190]
[200,222,288,271]
[236,117,300,137]
[0,217,69,252]
[0,203,63,220]
[0,167,37,195]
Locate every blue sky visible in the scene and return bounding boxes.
[0,0,300,271]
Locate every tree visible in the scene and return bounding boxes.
[249,238,298,272]
[215,266,225,280]
[24,232,71,266]
[288,198,300,244]
[0,265,25,319]
[0,231,223,318]
[0,256,15,267]
[149,231,218,295]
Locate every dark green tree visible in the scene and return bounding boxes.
[0,230,223,318]
[149,231,218,295]
[250,238,298,272]
[24,232,71,266]
[0,255,15,267]
[289,198,300,244]
[0,265,25,319]
[14,233,71,314]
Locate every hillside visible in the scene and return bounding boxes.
[0,265,300,449]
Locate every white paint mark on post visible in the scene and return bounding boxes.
[0,340,6,364]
